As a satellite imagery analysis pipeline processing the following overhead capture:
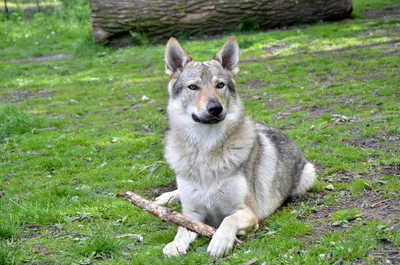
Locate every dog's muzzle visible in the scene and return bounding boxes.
[192,113,225,124]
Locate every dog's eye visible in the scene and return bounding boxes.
[188,84,199,90]
[216,82,225,89]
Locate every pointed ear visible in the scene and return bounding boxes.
[165,37,192,78]
[213,36,239,75]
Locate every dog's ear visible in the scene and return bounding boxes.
[213,36,239,75]
[165,38,192,78]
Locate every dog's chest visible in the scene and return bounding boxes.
[168,148,229,180]
[177,174,248,227]
[165,136,249,181]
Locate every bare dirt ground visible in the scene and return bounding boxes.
[8,53,71,64]
[2,89,56,104]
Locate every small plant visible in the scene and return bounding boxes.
[0,219,21,240]
[351,179,371,197]
[74,236,122,260]
[129,31,148,46]
[331,208,365,227]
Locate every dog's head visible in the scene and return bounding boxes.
[165,36,240,125]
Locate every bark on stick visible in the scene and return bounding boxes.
[121,191,241,247]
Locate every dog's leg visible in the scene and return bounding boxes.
[207,208,258,257]
[163,210,203,256]
[154,189,180,205]
[163,226,197,256]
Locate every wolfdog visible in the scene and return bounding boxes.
[155,36,316,257]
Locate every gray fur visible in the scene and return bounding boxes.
[160,36,317,258]
[172,60,236,98]
[256,125,308,197]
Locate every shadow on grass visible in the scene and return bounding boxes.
[242,39,400,63]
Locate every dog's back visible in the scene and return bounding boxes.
[248,125,316,219]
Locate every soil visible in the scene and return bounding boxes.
[145,182,177,200]
[242,79,273,91]
[360,6,400,21]
[262,42,291,55]
[369,164,400,178]
[296,163,400,262]
[9,53,71,63]
[349,133,399,153]
[305,191,400,226]
[3,89,56,104]
[298,189,400,263]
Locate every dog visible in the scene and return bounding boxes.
[154,36,316,258]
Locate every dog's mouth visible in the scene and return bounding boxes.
[192,114,225,124]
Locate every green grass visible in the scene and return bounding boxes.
[0,105,56,140]
[331,208,365,227]
[353,0,399,15]
[1,0,399,264]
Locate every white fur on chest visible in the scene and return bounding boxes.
[165,124,254,182]
[166,146,234,180]
[177,174,248,222]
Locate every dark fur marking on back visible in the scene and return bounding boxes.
[251,134,262,198]
[258,126,307,197]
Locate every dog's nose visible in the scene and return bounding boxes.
[207,101,223,115]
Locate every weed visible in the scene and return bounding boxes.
[73,235,122,259]
[0,218,21,239]
[331,208,365,227]
[351,179,371,197]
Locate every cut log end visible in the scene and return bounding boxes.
[92,27,110,43]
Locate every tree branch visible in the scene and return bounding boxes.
[120,191,241,247]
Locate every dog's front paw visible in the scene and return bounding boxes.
[154,190,180,205]
[207,230,236,258]
[163,240,189,256]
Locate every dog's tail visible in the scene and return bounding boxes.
[292,162,317,197]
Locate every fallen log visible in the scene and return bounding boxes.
[91,0,353,47]
[120,191,241,247]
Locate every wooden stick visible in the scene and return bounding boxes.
[120,191,241,247]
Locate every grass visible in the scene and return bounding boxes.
[0,105,57,140]
[1,0,399,264]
